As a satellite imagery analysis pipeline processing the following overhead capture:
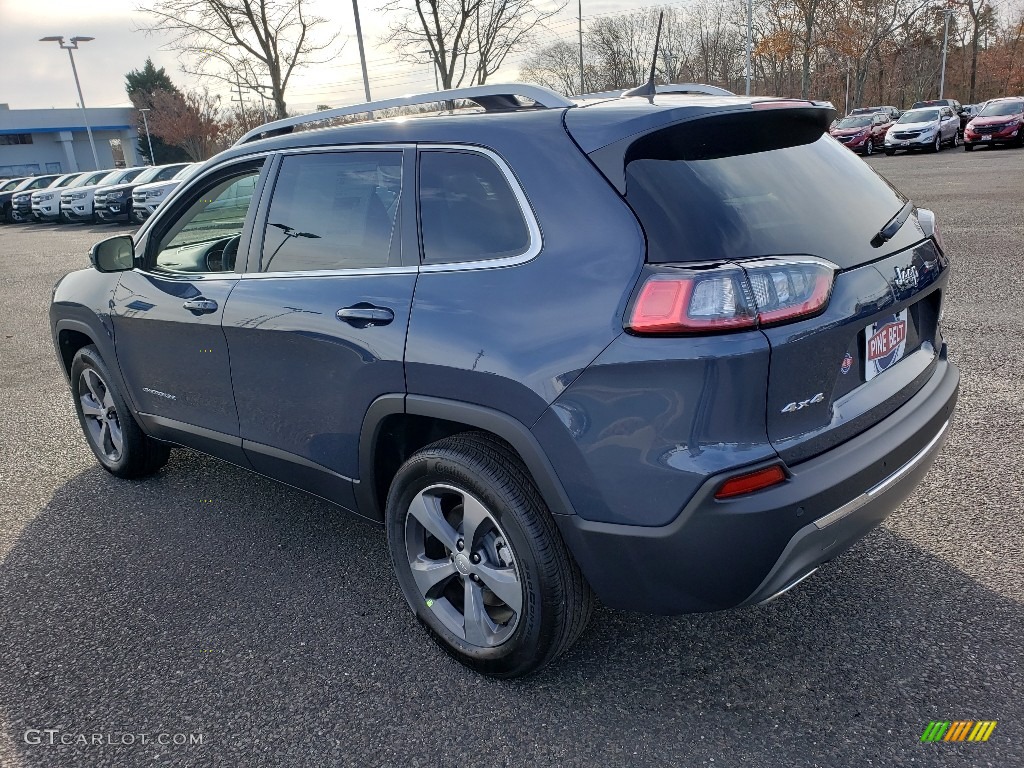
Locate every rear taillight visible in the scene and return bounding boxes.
[626,258,836,335]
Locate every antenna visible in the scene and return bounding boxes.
[622,11,664,99]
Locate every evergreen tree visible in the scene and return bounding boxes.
[125,59,190,164]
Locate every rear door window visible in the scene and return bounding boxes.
[418,150,530,264]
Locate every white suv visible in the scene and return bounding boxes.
[131,163,202,223]
[60,167,146,223]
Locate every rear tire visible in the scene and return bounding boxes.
[70,345,171,478]
[385,431,593,678]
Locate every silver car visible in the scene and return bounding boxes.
[884,107,960,155]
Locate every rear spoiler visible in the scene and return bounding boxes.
[585,102,837,194]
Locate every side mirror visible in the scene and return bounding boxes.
[90,235,135,273]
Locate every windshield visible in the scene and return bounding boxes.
[836,116,873,129]
[898,109,939,124]
[68,171,110,188]
[979,101,1024,117]
[174,163,203,181]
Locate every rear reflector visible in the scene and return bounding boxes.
[626,258,836,335]
[714,465,788,499]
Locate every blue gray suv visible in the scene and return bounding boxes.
[50,84,959,678]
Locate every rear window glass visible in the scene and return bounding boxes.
[623,111,907,264]
[418,151,530,264]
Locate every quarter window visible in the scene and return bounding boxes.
[418,150,530,264]
[260,151,403,273]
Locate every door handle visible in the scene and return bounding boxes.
[336,305,395,327]
[182,298,218,314]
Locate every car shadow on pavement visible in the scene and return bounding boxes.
[1,452,1021,767]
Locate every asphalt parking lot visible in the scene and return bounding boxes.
[1,146,1023,768]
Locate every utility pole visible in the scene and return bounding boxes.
[352,0,372,102]
[39,36,101,170]
[578,0,585,95]
[233,76,250,131]
[939,8,954,99]
[139,108,155,164]
[745,0,753,95]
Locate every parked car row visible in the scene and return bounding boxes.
[829,96,1024,157]
[0,162,200,226]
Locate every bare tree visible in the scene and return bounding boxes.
[520,40,598,93]
[383,0,482,89]
[147,88,226,160]
[474,0,563,84]
[139,0,338,119]
[383,0,560,89]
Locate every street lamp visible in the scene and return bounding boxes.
[352,0,372,102]
[138,108,155,165]
[39,35,101,170]
[939,8,955,99]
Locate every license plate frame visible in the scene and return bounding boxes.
[864,310,909,381]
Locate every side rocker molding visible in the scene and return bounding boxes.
[356,394,578,522]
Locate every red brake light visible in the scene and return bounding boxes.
[628,269,756,333]
[626,259,835,335]
[715,465,787,499]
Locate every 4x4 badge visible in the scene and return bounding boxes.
[893,264,919,291]
[781,393,824,413]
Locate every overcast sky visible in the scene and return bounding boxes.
[0,0,635,114]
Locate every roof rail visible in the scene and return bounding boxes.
[575,83,736,101]
[234,82,575,146]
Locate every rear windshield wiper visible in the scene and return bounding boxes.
[871,200,913,248]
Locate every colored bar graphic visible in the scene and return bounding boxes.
[921,722,950,742]
[944,721,973,741]
[921,720,996,742]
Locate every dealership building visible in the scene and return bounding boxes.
[0,104,140,178]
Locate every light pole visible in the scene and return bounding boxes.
[138,108,155,164]
[39,35,100,170]
[352,0,372,102]
[578,0,585,95]
[745,0,753,95]
[939,8,954,99]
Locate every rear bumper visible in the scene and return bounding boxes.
[555,349,959,614]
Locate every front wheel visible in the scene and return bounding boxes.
[964,143,974,152]
[864,138,874,156]
[386,432,593,678]
[932,134,942,153]
[884,148,896,156]
[70,345,170,478]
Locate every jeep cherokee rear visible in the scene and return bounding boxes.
[49,84,958,678]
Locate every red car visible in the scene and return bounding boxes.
[829,112,893,155]
[963,98,1024,150]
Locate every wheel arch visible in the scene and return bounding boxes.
[356,395,578,523]
[55,320,100,381]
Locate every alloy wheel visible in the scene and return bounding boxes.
[78,368,124,461]
[404,484,523,648]
[865,139,874,156]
